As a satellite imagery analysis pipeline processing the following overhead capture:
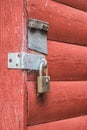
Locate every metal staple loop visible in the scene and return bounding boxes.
[39,58,47,76]
[40,58,47,67]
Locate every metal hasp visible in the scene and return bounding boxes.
[28,18,49,54]
[8,52,45,70]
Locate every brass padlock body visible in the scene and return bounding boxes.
[37,76,50,93]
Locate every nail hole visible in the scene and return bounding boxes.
[9,59,12,63]
[16,64,19,67]
[18,54,20,57]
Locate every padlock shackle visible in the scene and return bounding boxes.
[39,58,47,76]
[40,58,47,66]
[44,65,48,76]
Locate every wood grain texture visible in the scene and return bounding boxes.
[27,41,87,81]
[0,0,27,129]
[28,115,87,130]
[28,0,87,46]
[53,0,87,12]
[27,81,87,125]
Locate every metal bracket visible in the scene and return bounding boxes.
[28,18,49,54]
[8,52,45,70]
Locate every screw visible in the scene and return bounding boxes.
[9,59,12,63]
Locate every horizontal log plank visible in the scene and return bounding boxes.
[27,41,87,81]
[27,81,87,125]
[28,115,87,130]
[28,0,87,46]
[53,0,87,12]
[28,116,87,129]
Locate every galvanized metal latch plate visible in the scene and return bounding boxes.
[8,52,45,70]
[28,18,49,54]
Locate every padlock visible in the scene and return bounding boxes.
[37,61,50,94]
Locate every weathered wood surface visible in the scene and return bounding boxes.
[1,0,87,129]
[27,81,87,125]
[0,0,27,129]
[27,41,87,81]
[53,0,87,12]
[28,116,87,130]
[28,0,87,46]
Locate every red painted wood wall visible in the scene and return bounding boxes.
[0,0,27,130]
[54,0,87,12]
[1,0,87,130]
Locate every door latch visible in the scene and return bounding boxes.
[8,52,45,70]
